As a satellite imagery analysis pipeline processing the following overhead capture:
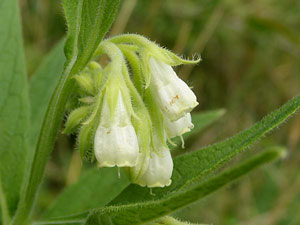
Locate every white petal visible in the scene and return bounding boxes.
[149,57,198,121]
[165,113,194,138]
[94,125,139,167]
[149,57,178,84]
[136,147,173,188]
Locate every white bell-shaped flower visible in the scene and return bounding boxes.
[149,57,198,121]
[165,113,194,138]
[133,143,173,188]
[94,92,139,167]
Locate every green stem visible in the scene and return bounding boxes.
[94,41,124,69]
[117,45,144,94]
[11,0,86,222]
[11,68,76,225]
[95,41,147,112]
[110,34,200,66]
[108,34,154,47]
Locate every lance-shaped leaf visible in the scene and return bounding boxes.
[110,93,300,205]
[85,148,284,225]
[12,1,120,224]
[0,0,29,221]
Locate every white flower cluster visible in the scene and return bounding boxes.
[64,35,199,188]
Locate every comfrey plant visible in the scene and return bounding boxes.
[1,1,300,225]
[64,36,199,188]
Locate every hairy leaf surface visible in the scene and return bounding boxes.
[85,149,284,225]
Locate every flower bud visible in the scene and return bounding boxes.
[63,106,91,134]
[149,57,198,121]
[73,73,95,95]
[165,113,194,138]
[94,92,139,167]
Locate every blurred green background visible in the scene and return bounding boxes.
[20,0,300,224]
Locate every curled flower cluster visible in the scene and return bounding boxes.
[64,34,199,188]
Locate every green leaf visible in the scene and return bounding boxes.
[109,93,300,205]
[29,40,66,147]
[171,109,225,150]
[85,148,284,225]
[0,0,29,221]
[12,1,120,224]
[42,168,130,219]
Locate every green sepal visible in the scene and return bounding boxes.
[129,111,152,183]
[129,149,150,184]
[144,87,167,150]
[158,48,201,66]
[120,64,140,120]
[131,110,152,155]
[120,83,137,119]
[140,50,151,88]
[82,89,104,125]
[118,45,144,96]
[77,90,104,162]
[105,76,122,120]
[63,105,92,134]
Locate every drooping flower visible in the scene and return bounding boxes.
[148,57,198,121]
[136,147,173,188]
[130,134,173,188]
[94,91,139,167]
